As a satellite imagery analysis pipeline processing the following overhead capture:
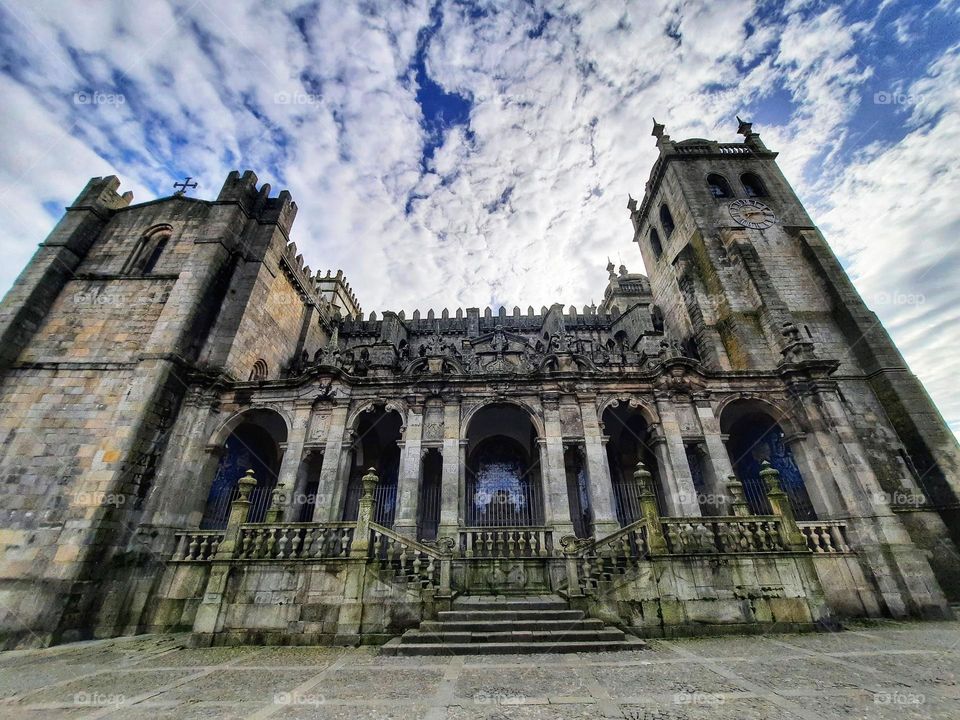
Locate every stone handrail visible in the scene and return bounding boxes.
[460,527,552,558]
[797,520,852,553]
[369,522,453,593]
[172,530,224,561]
[560,519,649,595]
[235,522,355,560]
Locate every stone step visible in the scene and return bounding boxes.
[437,609,585,622]
[452,597,568,612]
[401,628,626,644]
[381,637,647,656]
[418,618,605,633]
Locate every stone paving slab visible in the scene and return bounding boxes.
[0,620,959,719]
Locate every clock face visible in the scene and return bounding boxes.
[728,198,776,229]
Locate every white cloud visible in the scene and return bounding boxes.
[0,0,955,435]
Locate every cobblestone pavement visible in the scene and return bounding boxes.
[1,619,959,719]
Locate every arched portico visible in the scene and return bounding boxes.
[720,398,816,520]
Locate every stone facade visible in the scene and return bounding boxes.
[0,121,958,649]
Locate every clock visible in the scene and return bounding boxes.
[728,199,776,229]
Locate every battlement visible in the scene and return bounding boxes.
[316,269,362,319]
[217,170,298,236]
[68,176,134,214]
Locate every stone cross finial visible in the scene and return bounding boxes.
[652,118,665,138]
[736,115,753,136]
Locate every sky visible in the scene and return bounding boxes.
[0,0,957,436]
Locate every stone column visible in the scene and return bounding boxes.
[272,400,313,520]
[313,400,350,521]
[577,395,618,536]
[695,399,737,508]
[439,397,461,539]
[652,394,701,516]
[541,393,574,537]
[394,399,424,536]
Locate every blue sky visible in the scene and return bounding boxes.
[0,0,958,435]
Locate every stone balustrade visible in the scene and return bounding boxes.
[460,527,552,558]
[797,520,852,553]
[369,522,452,592]
[234,522,355,560]
[172,530,223,561]
[562,519,649,594]
[662,517,788,553]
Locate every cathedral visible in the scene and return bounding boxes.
[0,119,958,651]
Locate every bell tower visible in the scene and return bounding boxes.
[629,119,960,588]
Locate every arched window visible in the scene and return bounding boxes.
[649,228,663,258]
[659,204,675,237]
[123,225,171,275]
[741,172,768,198]
[249,359,268,381]
[707,173,732,198]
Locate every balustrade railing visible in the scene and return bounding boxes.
[369,522,452,591]
[172,530,224,561]
[561,519,649,594]
[797,520,852,553]
[460,527,552,558]
[662,517,788,553]
[235,523,355,560]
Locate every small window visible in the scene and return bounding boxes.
[651,305,664,332]
[649,228,663,258]
[659,204,675,237]
[249,359,269,381]
[741,172,768,198]
[123,225,172,275]
[707,173,732,198]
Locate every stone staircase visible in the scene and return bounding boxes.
[380,595,646,655]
